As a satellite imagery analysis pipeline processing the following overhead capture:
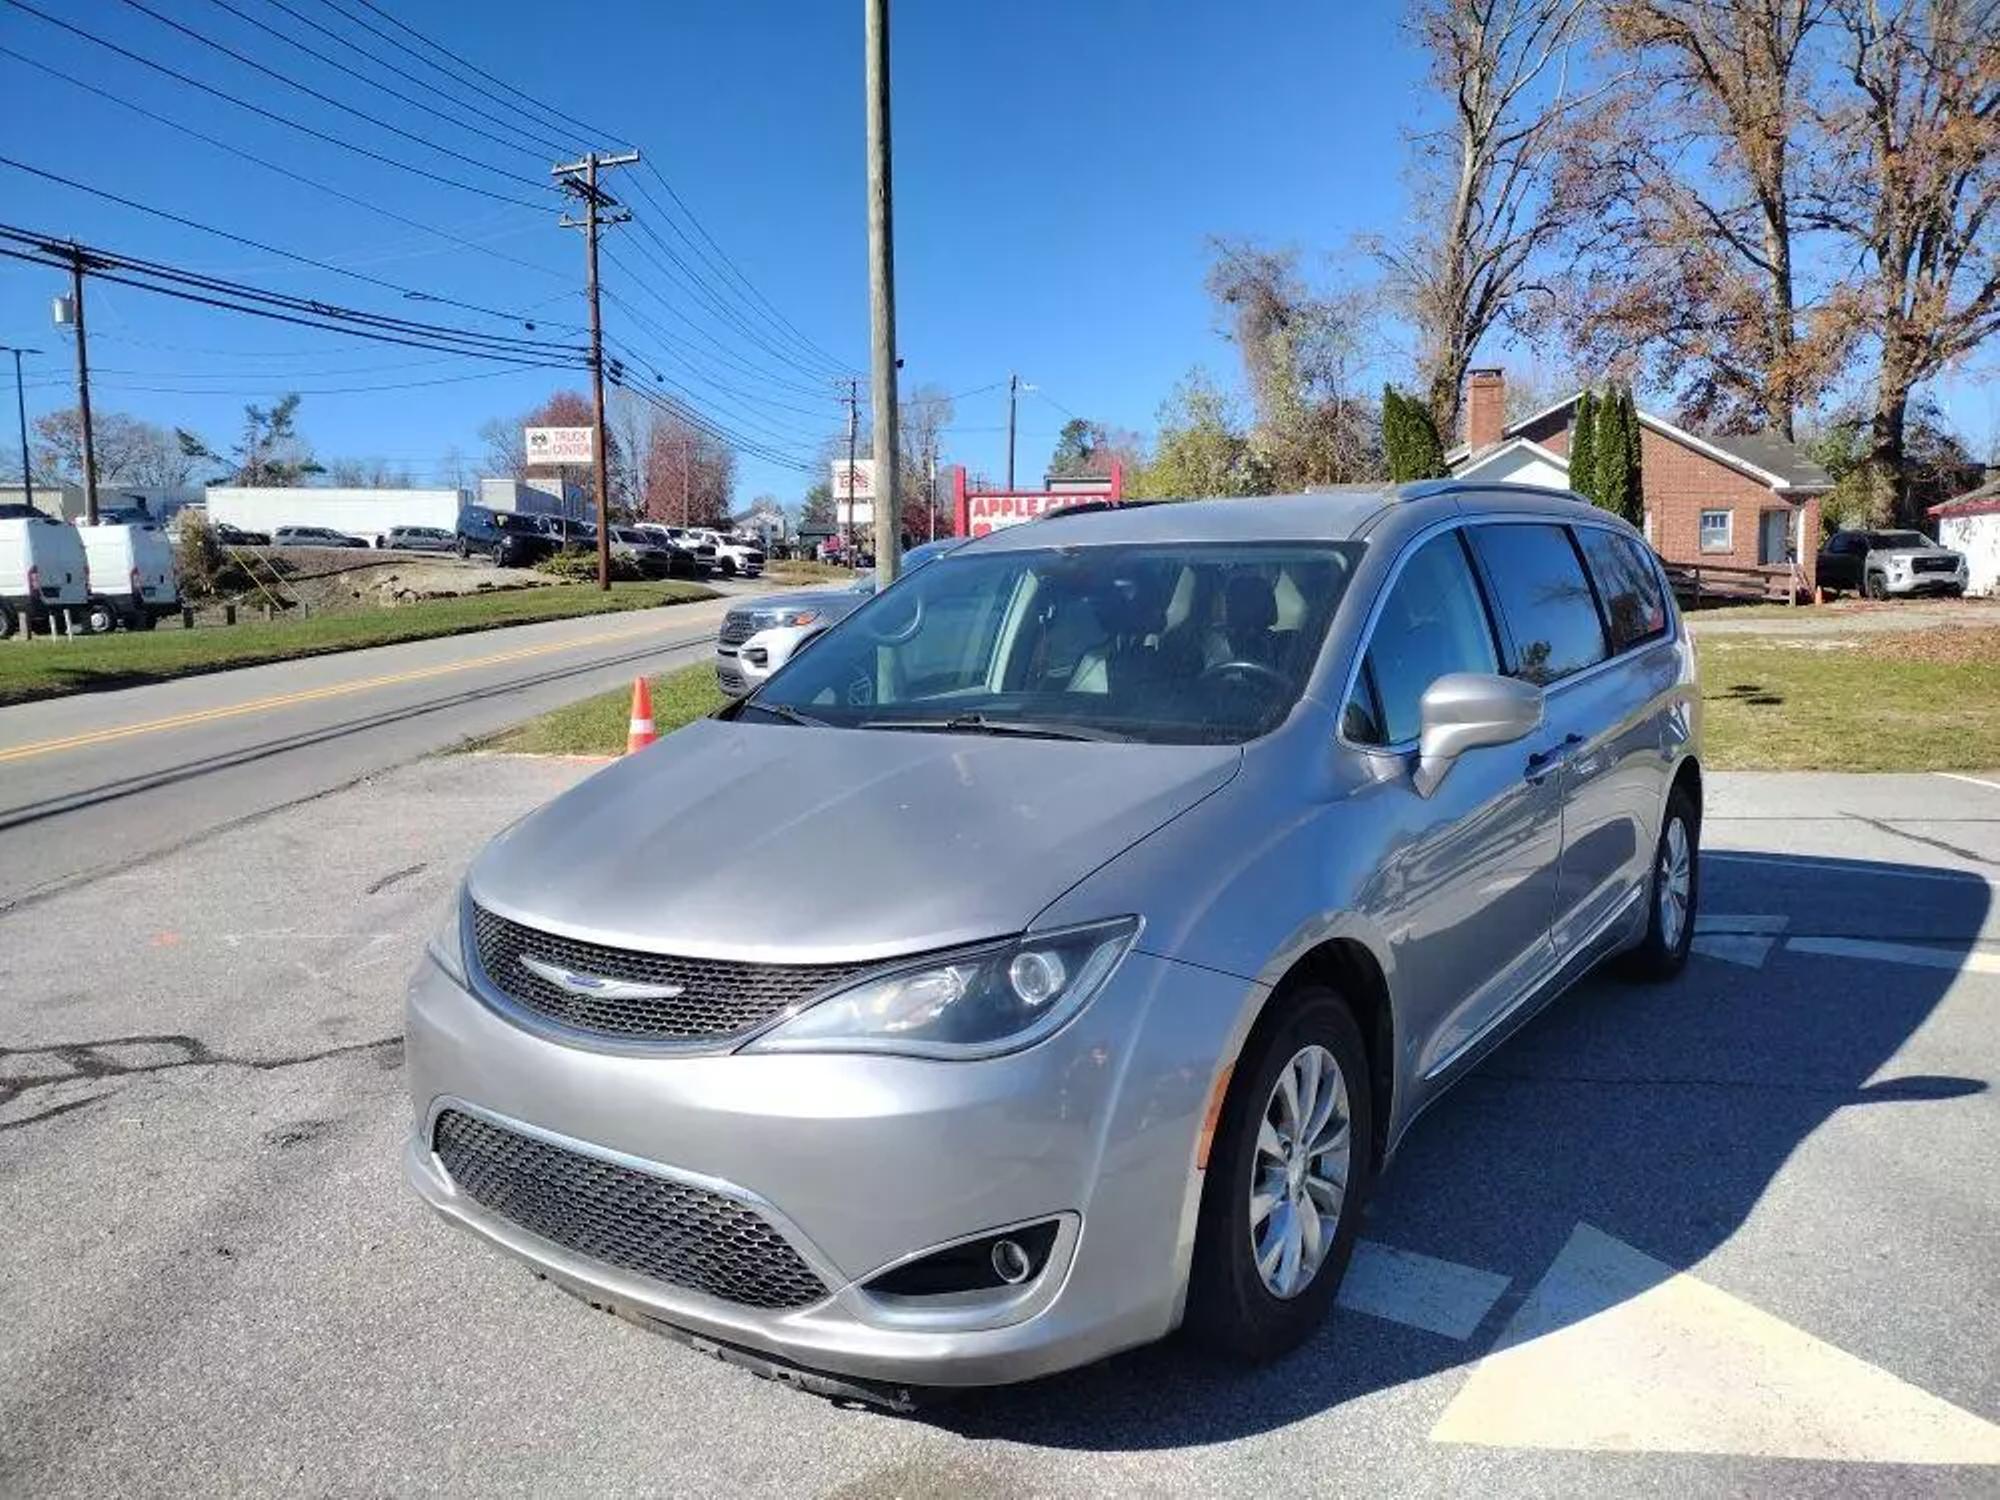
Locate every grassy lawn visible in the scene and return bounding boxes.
[469,625,2000,771]
[765,560,861,587]
[1697,628,2000,771]
[475,660,725,755]
[0,581,716,706]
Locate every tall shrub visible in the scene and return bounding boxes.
[1569,388,1599,503]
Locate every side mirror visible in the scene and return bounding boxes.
[1412,672,1543,798]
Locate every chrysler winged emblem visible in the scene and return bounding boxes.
[519,953,684,1002]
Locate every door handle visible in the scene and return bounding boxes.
[1525,733,1585,783]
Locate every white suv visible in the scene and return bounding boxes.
[690,529,765,578]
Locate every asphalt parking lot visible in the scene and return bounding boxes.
[3,759,1997,1495]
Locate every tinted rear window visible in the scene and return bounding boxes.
[1575,527,1668,653]
[1467,523,1608,685]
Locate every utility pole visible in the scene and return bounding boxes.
[841,376,860,566]
[49,246,100,524]
[864,0,901,583]
[1,345,37,512]
[680,436,692,526]
[1005,372,1018,493]
[554,149,639,590]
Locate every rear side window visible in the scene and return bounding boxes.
[1467,523,1608,686]
[1343,531,1499,746]
[1575,527,1668,653]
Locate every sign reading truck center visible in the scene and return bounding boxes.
[952,462,1125,538]
[523,426,595,466]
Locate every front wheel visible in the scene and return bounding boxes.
[0,601,16,640]
[1185,987,1373,1362]
[1864,571,1888,600]
[84,598,118,635]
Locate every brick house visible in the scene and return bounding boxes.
[1446,369,1834,594]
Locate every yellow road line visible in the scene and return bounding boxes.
[0,615,706,766]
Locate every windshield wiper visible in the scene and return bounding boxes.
[740,700,829,728]
[860,712,1128,742]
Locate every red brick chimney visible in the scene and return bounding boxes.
[1465,367,1505,450]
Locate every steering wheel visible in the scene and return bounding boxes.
[1199,658,1291,695]
[861,590,924,647]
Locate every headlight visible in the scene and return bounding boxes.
[427,886,468,984]
[742,918,1139,1059]
[770,609,819,628]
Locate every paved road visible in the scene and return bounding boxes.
[2,758,1995,1495]
[0,587,757,910]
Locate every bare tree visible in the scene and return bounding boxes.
[1561,0,1838,437]
[1206,241,1383,485]
[1381,0,1606,439]
[30,407,201,488]
[1808,0,1999,517]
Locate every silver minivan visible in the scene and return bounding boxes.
[406,483,1700,1402]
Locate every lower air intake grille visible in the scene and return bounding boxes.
[432,1109,830,1311]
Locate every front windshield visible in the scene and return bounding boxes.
[752,540,1362,745]
[1872,531,1929,549]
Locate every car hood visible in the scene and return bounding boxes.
[467,718,1241,962]
[727,586,869,620]
[1872,546,1960,561]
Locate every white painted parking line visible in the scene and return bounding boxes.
[1787,935,2000,977]
[1696,914,1791,934]
[1431,1222,2000,1464]
[1336,1240,1510,1340]
[1934,771,2000,795]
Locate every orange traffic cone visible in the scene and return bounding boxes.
[625,676,657,754]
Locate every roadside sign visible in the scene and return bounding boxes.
[831,459,875,501]
[524,427,594,465]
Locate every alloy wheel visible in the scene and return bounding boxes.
[1248,1043,1351,1299]
[1658,816,1692,951]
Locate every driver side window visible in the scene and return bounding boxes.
[1343,531,1500,746]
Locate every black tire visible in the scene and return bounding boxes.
[1864,571,1888,600]
[456,537,470,559]
[134,609,159,632]
[1185,987,1373,1363]
[721,556,737,577]
[1621,783,1700,981]
[0,601,16,640]
[83,597,118,635]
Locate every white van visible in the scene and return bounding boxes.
[80,522,181,632]
[0,512,89,638]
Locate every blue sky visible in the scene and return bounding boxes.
[1,1,1990,506]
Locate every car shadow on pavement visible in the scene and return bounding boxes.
[926,850,1992,1448]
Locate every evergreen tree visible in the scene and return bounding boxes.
[1597,386,1632,522]
[1569,388,1599,503]
[1406,396,1446,480]
[1382,384,1447,482]
[1620,386,1644,525]
[1381,385,1409,480]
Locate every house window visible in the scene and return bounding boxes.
[1699,509,1733,553]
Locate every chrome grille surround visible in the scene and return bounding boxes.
[468,902,876,1047]
[430,1107,831,1311]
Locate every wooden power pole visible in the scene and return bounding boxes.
[864,0,900,583]
[554,150,639,590]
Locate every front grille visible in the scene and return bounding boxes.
[469,903,875,1044]
[743,551,765,566]
[431,1109,830,1310]
[719,613,757,646]
[1912,556,1956,574]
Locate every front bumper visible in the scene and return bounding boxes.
[404,944,1255,1386]
[1883,570,1966,595]
[714,625,807,698]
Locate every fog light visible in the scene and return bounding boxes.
[990,1238,1032,1284]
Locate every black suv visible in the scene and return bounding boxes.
[456,505,559,568]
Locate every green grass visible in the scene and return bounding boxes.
[765,559,859,586]
[1697,630,2000,770]
[468,625,2000,771]
[0,581,716,706]
[475,660,725,755]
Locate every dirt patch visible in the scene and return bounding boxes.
[1859,625,2000,665]
[277,556,553,616]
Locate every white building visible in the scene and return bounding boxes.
[0,483,203,524]
[1931,477,2000,597]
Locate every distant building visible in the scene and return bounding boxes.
[207,486,463,540]
[0,483,203,524]
[1447,369,1833,595]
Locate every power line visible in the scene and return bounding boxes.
[597,270,840,401]
[110,0,554,196]
[0,156,565,332]
[296,0,574,157]
[0,237,588,366]
[0,45,579,300]
[601,326,842,424]
[0,0,547,210]
[21,365,572,397]
[193,0,553,167]
[344,0,635,151]
[250,0,571,160]
[608,370,816,474]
